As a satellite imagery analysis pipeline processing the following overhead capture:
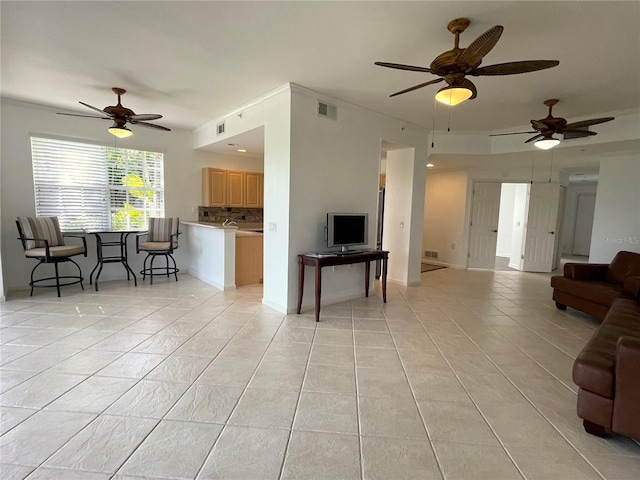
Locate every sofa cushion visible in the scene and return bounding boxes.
[605,251,640,285]
[550,276,621,307]
[573,298,640,398]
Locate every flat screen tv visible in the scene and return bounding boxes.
[327,213,368,253]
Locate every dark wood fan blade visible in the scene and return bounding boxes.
[562,129,598,140]
[489,131,537,137]
[531,120,547,131]
[525,134,545,143]
[133,121,171,131]
[375,62,433,73]
[57,113,111,120]
[563,117,614,130]
[79,101,113,117]
[389,78,444,97]
[129,114,163,121]
[459,78,477,99]
[458,25,503,67]
[471,60,559,76]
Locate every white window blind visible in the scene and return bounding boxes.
[31,137,164,231]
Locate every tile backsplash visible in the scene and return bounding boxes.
[199,207,263,224]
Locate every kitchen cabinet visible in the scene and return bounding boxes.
[202,168,227,207]
[202,168,263,207]
[244,172,263,208]
[227,170,245,207]
[235,233,263,286]
[380,174,386,189]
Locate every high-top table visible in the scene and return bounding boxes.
[297,250,389,322]
[87,230,140,291]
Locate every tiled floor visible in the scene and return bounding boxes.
[1,269,639,479]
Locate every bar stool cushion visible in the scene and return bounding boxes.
[25,245,86,258]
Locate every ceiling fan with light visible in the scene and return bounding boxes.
[375,18,559,105]
[491,99,615,149]
[57,87,171,138]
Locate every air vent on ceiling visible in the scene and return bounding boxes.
[317,101,337,120]
[217,121,225,135]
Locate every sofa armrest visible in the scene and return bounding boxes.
[564,263,609,281]
[622,276,640,299]
[612,336,640,438]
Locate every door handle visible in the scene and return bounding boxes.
[491,230,498,233]
[548,231,555,234]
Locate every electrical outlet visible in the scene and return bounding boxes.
[451,243,455,249]
[269,222,277,232]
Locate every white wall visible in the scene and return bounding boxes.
[509,183,529,270]
[561,181,597,255]
[590,155,640,262]
[423,170,469,268]
[0,99,220,293]
[496,184,516,257]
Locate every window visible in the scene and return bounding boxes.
[31,137,164,231]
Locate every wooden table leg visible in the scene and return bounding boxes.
[365,261,370,297]
[314,263,322,322]
[297,256,304,314]
[382,256,388,303]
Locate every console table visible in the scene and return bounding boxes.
[297,250,389,322]
[87,230,140,291]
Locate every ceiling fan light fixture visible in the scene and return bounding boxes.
[535,137,560,150]
[435,85,473,106]
[108,126,133,138]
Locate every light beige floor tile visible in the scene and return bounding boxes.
[398,348,451,372]
[458,373,529,405]
[355,346,403,370]
[359,396,427,439]
[88,332,151,352]
[26,468,111,479]
[313,328,354,346]
[6,327,77,347]
[282,430,361,479]
[0,410,95,465]
[354,331,395,349]
[118,419,223,478]
[0,369,37,394]
[263,341,312,364]
[0,464,35,480]
[507,444,603,480]
[45,376,137,413]
[196,358,259,388]
[406,370,471,402]
[105,379,188,418]
[361,436,442,480]
[234,324,279,341]
[249,360,307,391]
[44,415,158,473]
[198,425,289,479]
[172,335,229,358]
[353,318,389,332]
[391,332,437,350]
[316,316,353,330]
[432,442,523,480]
[588,454,640,480]
[303,364,356,394]
[166,383,243,423]
[273,326,315,343]
[96,352,167,378]
[1,345,81,371]
[309,343,354,367]
[47,349,123,375]
[0,372,86,408]
[418,400,499,445]
[357,366,413,398]
[144,354,211,383]
[294,392,358,434]
[228,388,299,428]
[353,307,385,319]
[0,406,36,435]
[131,334,186,354]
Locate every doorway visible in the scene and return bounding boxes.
[468,182,564,272]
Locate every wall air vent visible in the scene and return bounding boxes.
[317,101,338,120]
[424,250,439,259]
[217,122,225,135]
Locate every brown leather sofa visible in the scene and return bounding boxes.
[572,280,640,439]
[551,251,640,320]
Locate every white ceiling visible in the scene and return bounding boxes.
[2,1,639,168]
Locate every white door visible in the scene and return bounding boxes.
[572,193,596,256]
[523,183,561,272]
[468,182,501,269]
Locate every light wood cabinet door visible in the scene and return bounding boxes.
[244,172,261,208]
[380,174,386,189]
[259,173,264,207]
[236,235,263,286]
[227,170,244,207]
[202,168,227,207]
